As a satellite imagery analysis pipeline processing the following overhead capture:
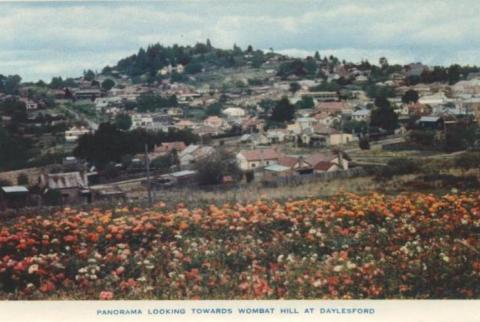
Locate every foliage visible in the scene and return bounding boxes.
[402,89,419,104]
[194,150,241,186]
[376,158,420,178]
[101,79,115,91]
[0,128,33,171]
[270,97,295,123]
[73,123,198,169]
[114,114,132,131]
[16,173,29,186]
[0,75,22,95]
[205,103,222,116]
[455,152,480,171]
[136,93,178,113]
[408,130,436,146]
[295,96,315,110]
[370,98,398,133]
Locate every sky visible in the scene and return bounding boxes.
[1,0,480,81]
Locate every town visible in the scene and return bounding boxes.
[1,41,479,209]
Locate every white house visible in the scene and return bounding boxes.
[351,109,371,122]
[65,126,90,142]
[236,148,285,171]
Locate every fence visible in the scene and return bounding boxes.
[263,167,367,187]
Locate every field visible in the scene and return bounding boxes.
[1,192,479,300]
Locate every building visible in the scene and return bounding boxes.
[236,148,285,171]
[304,152,349,173]
[351,109,371,122]
[0,186,29,209]
[65,126,90,142]
[222,107,246,119]
[178,145,215,168]
[39,172,90,204]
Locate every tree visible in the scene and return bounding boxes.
[314,51,321,60]
[455,152,480,172]
[101,79,115,91]
[379,57,389,69]
[370,98,398,132]
[206,103,222,116]
[289,82,301,94]
[83,69,96,81]
[17,173,29,186]
[295,96,315,110]
[114,114,132,131]
[402,89,419,104]
[185,62,203,74]
[270,97,295,123]
[2,75,22,95]
[195,150,241,186]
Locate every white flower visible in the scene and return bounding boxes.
[333,265,343,272]
[28,264,39,274]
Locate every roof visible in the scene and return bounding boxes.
[40,172,89,190]
[418,116,441,122]
[170,170,197,177]
[352,109,371,116]
[315,101,347,112]
[1,186,29,193]
[313,124,339,134]
[278,155,298,167]
[305,153,337,168]
[239,148,284,161]
[264,164,291,172]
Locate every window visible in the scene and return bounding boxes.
[251,163,256,168]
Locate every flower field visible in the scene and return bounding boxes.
[1,192,480,299]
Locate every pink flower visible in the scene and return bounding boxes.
[99,291,114,300]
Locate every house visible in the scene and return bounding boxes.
[405,63,428,78]
[278,155,315,175]
[408,102,432,117]
[21,99,38,111]
[301,124,353,147]
[417,116,444,130]
[263,164,293,180]
[313,111,339,127]
[222,107,246,119]
[131,113,154,129]
[306,91,339,102]
[74,88,102,100]
[351,109,371,122]
[304,152,349,173]
[155,170,197,187]
[0,186,29,209]
[315,101,349,114]
[418,92,450,106]
[153,142,186,155]
[65,126,90,142]
[178,145,215,168]
[167,107,184,117]
[39,172,90,204]
[203,116,229,130]
[175,120,195,129]
[266,129,289,144]
[90,185,126,203]
[236,148,285,171]
[240,133,269,146]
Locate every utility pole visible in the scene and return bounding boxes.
[144,144,152,207]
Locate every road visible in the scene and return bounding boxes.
[58,104,99,131]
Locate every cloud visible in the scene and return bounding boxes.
[0,1,479,81]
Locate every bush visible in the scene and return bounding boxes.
[455,152,480,171]
[376,158,420,178]
[17,173,29,186]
